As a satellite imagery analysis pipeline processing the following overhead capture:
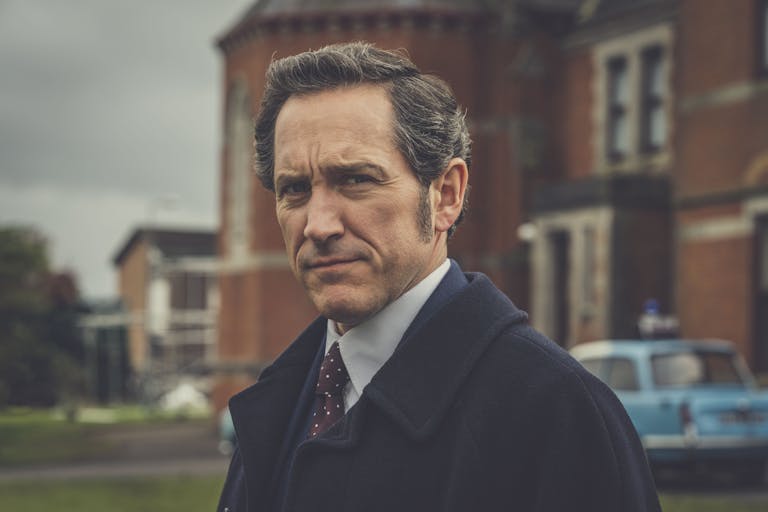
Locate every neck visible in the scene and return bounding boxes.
[333,255,449,336]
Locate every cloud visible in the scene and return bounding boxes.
[0,0,254,298]
[0,183,216,298]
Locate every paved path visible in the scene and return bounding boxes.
[0,419,232,482]
[0,455,230,482]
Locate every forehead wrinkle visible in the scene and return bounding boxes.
[279,87,395,142]
[274,85,401,183]
[318,153,387,176]
[280,135,391,175]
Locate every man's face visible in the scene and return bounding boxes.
[273,85,447,332]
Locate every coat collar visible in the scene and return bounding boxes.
[229,265,529,492]
[313,270,528,445]
[361,272,527,441]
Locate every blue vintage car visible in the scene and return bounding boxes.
[570,339,768,482]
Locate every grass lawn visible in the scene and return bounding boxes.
[0,476,225,512]
[0,407,211,467]
[0,477,767,512]
[2,408,767,511]
[660,493,768,512]
[0,409,113,466]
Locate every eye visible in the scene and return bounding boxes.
[343,174,374,186]
[278,180,310,198]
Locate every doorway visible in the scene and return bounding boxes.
[755,215,768,372]
[549,230,571,346]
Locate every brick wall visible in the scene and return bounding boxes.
[677,233,753,363]
[560,48,595,180]
[673,0,768,369]
[677,0,759,97]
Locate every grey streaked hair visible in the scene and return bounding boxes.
[253,41,471,236]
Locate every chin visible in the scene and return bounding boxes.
[314,295,379,326]
[319,304,370,326]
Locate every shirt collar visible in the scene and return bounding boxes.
[325,259,450,399]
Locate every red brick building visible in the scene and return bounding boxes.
[213,0,768,409]
[673,0,768,369]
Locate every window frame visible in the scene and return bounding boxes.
[592,24,673,174]
[225,81,254,261]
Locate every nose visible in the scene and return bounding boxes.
[303,188,344,244]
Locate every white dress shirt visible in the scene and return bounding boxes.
[324,259,450,411]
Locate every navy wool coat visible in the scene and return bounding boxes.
[218,271,661,512]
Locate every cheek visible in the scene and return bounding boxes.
[352,202,398,240]
[376,195,411,224]
[367,202,417,249]
[277,214,303,253]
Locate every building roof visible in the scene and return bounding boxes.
[112,226,217,266]
[233,0,582,18]
[564,0,677,47]
[218,0,581,49]
[239,0,491,18]
[577,0,675,26]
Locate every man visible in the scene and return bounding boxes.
[218,42,661,512]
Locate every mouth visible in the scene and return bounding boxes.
[304,257,359,270]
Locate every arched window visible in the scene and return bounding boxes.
[226,81,253,261]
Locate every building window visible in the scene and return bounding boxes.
[594,24,672,172]
[170,272,208,310]
[226,81,253,260]
[640,46,666,152]
[606,56,629,160]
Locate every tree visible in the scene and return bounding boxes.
[0,226,85,407]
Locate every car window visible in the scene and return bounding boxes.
[578,357,639,391]
[704,352,744,384]
[580,358,603,377]
[651,351,744,387]
[605,358,640,391]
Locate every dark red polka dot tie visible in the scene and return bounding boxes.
[307,341,350,439]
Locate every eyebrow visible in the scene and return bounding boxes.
[274,161,386,187]
[325,162,386,178]
[273,170,306,190]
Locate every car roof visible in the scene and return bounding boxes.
[570,338,735,360]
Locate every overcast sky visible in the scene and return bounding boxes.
[0,0,256,299]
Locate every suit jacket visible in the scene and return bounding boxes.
[218,268,661,512]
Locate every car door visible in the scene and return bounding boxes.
[602,357,651,433]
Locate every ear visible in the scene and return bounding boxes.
[432,158,469,234]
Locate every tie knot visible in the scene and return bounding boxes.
[315,341,350,396]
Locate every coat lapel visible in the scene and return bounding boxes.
[363,272,528,441]
[228,317,326,502]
